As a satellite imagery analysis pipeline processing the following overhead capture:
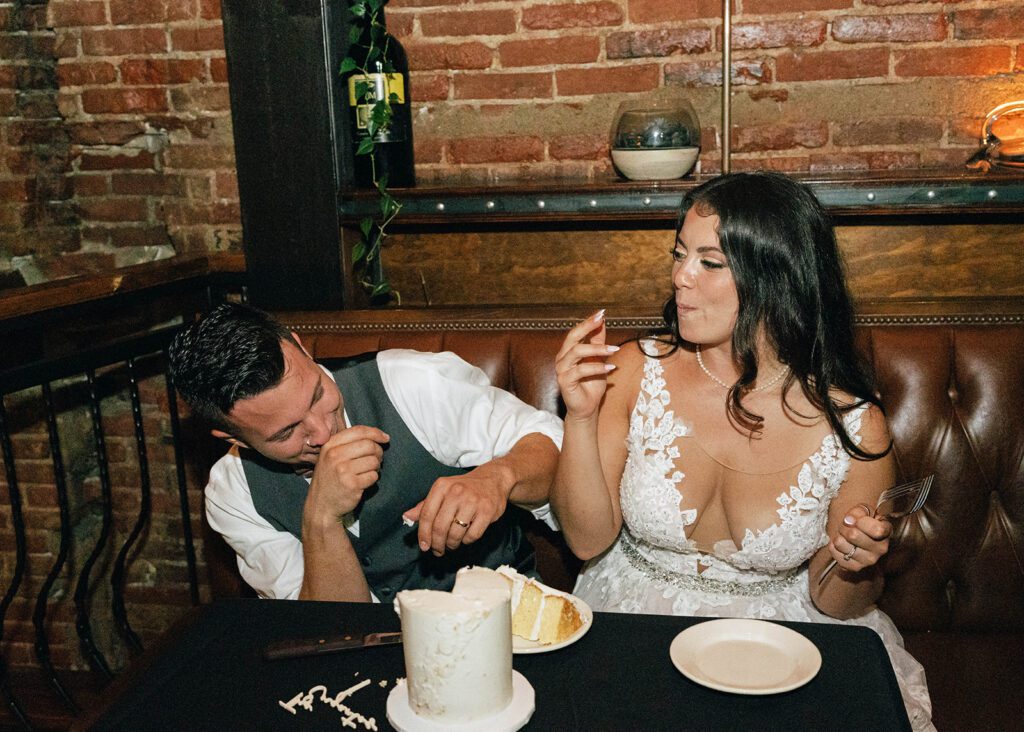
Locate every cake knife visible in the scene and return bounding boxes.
[263,631,402,661]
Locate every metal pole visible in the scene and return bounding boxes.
[722,0,732,173]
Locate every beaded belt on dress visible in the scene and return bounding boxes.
[620,532,800,597]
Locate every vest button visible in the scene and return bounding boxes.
[380,586,392,596]
[361,555,371,567]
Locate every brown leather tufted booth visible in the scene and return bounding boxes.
[205,306,1024,731]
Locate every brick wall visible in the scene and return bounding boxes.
[390,0,1023,182]
[1,1,1022,285]
[0,0,239,287]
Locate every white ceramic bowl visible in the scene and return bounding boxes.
[611,147,699,181]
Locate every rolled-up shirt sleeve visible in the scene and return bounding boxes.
[377,349,563,526]
[205,448,305,600]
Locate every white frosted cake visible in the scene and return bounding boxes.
[394,574,512,724]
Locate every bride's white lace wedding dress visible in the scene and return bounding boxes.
[573,348,934,730]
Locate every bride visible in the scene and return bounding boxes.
[551,171,933,730]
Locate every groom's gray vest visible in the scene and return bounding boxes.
[240,353,534,603]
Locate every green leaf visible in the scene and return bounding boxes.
[348,24,363,44]
[339,57,357,75]
[371,281,391,297]
[356,137,375,156]
[350,2,367,19]
[352,238,367,264]
[359,218,374,239]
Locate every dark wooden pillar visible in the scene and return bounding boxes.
[220,0,353,310]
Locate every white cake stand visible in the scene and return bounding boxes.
[386,670,535,732]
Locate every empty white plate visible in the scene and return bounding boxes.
[670,618,821,695]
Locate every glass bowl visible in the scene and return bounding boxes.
[610,97,700,180]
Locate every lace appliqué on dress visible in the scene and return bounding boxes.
[727,406,866,572]
[619,353,693,552]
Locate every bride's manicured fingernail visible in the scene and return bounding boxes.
[595,308,606,322]
[843,515,856,526]
[607,345,619,352]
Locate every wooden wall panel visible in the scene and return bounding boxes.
[381,222,1023,308]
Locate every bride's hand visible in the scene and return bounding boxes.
[555,309,619,421]
[828,503,892,572]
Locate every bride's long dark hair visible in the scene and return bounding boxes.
[658,171,887,460]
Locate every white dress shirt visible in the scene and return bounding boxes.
[205,349,563,600]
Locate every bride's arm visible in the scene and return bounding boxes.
[551,318,637,560]
[809,404,896,619]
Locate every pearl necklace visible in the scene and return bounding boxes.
[694,345,789,392]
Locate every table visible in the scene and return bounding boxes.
[80,599,911,731]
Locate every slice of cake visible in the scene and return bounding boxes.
[395,581,512,724]
[494,566,584,645]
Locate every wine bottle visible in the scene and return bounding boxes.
[344,2,415,189]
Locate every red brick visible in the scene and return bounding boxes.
[745,0,851,12]
[169,84,231,112]
[832,13,948,43]
[556,64,660,96]
[67,120,146,145]
[833,117,943,147]
[0,179,31,203]
[894,45,1011,77]
[629,0,722,23]
[862,0,931,5]
[120,58,206,85]
[199,0,222,20]
[522,1,623,30]
[98,225,171,248]
[419,9,516,37]
[665,59,771,86]
[56,61,117,86]
[449,136,545,164]
[209,56,228,83]
[410,72,449,101]
[112,172,185,196]
[549,135,607,161]
[413,137,444,165]
[47,0,107,27]
[214,171,239,199]
[387,12,414,40]
[170,25,224,52]
[732,121,829,152]
[81,87,167,114]
[72,174,110,196]
[776,47,889,81]
[954,8,1024,41]
[453,71,552,100]
[500,36,600,68]
[53,29,79,59]
[732,155,811,172]
[809,152,870,173]
[77,197,150,222]
[82,27,167,56]
[164,144,235,170]
[950,116,984,145]
[607,28,713,60]
[78,150,157,172]
[733,19,827,49]
[110,0,196,25]
[0,32,55,60]
[407,42,493,71]
[921,148,976,169]
[867,152,920,170]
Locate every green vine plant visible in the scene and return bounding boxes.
[341,0,401,304]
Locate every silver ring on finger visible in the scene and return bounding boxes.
[452,517,469,528]
[843,545,857,562]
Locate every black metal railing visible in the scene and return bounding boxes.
[0,328,197,726]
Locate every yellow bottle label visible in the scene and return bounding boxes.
[348,73,406,107]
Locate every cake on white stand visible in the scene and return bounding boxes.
[390,571,535,731]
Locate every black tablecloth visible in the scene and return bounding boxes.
[88,599,910,731]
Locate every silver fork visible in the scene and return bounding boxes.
[816,474,934,586]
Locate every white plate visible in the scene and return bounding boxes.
[512,595,593,655]
[669,618,821,695]
[387,669,534,732]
